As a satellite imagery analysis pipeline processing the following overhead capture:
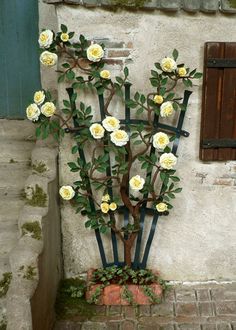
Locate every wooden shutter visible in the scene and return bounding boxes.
[0,0,41,118]
[200,42,236,161]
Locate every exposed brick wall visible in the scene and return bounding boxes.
[43,0,236,14]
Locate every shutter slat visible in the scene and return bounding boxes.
[200,42,225,161]
[219,43,236,160]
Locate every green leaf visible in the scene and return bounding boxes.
[63,100,71,108]
[62,63,70,69]
[68,32,75,39]
[66,70,75,80]
[71,145,78,154]
[154,62,162,70]
[140,94,146,104]
[116,76,124,84]
[124,67,129,77]
[172,49,179,61]
[61,24,68,33]
[136,107,144,115]
[170,176,180,182]
[133,140,142,145]
[58,74,65,83]
[174,187,182,193]
[193,72,203,79]
[134,92,140,102]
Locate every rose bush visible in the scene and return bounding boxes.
[26,24,202,266]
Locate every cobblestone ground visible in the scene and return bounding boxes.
[54,282,236,330]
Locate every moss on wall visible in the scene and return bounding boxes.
[21,221,42,240]
[25,184,47,207]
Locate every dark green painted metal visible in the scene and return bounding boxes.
[98,92,119,265]
[66,86,191,269]
[0,0,41,118]
[67,88,108,267]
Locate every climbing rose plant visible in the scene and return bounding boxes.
[27,24,202,266]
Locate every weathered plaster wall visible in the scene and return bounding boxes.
[41,3,236,281]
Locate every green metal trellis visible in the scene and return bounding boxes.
[66,85,192,269]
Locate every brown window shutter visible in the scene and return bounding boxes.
[200,42,236,161]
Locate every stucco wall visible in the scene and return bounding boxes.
[41,3,236,281]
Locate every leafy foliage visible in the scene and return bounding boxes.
[32,24,202,266]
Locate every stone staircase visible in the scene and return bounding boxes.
[0,119,35,328]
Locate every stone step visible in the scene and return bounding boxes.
[0,257,11,279]
[0,140,34,164]
[0,119,35,141]
[0,163,31,197]
[0,200,25,223]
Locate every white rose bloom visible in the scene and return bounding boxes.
[160,57,177,73]
[129,175,145,191]
[26,104,40,122]
[59,185,75,200]
[110,130,129,147]
[38,30,54,48]
[34,91,45,105]
[160,101,174,118]
[40,51,58,67]
[41,102,56,117]
[153,132,169,150]
[100,70,111,79]
[87,44,104,62]
[156,202,168,213]
[89,123,105,139]
[160,153,177,170]
[102,116,120,132]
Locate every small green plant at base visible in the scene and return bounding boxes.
[21,221,42,240]
[61,278,87,298]
[141,285,162,303]
[32,162,47,174]
[0,315,7,330]
[122,285,136,305]
[88,266,167,304]
[0,272,12,298]
[25,184,47,207]
[55,278,96,319]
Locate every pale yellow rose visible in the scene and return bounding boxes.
[156,202,168,213]
[160,101,174,118]
[102,116,120,132]
[129,175,145,191]
[40,51,58,67]
[59,185,75,200]
[160,153,177,170]
[153,95,163,105]
[60,33,69,42]
[100,202,110,214]
[178,67,187,77]
[100,70,111,80]
[102,194,110,202]
[34,91,45,105]
[109,202,117,211]
[26,104,40,122]
[153,132,169,149]
[110,130,129,147]
[89,123,105,139]
[41,102,56,117]
[87,44,104,62]
[38,30,53,48]
[160,57,177,73]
